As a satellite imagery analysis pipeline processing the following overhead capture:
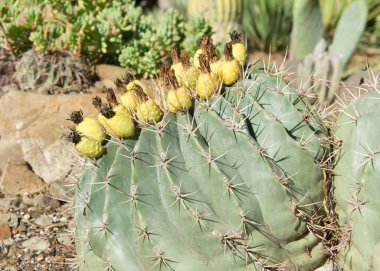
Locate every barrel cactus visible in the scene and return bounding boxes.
[334,90,380,270]
[72,63,333,270]
[13,49,95,94]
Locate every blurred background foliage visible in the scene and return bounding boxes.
[1,0,380,79]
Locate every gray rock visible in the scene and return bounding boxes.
[21,236,50,251]
[34,215,53,227]
[0,212,18,227]
[0,92,104,185]
[57,234,72,246]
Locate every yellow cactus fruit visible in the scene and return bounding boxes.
[179,50,199,88]
[220,42,241,86]
[167,87,192,113]
[67,129,104,158]
[193,48,203,70]
[229,30,247,66]
[115,72,150,95]
[137,99,163,123]
[92,91,135,139]
[120,84,145,112]
[196,53,219,99]
[68,110,106,143]
[170,47,184,82]
[161,67,192,113]
[204,43,222,78]
[193,36,213,69]
[126,80,148,94]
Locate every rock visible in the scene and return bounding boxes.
[0,161,45,196]
[48,181,75,202]
[0,92,104,185]
[0,212,18,227]
[21,236,49,251]
[22,193,59,207]
[94,79,116,91]
[0,197,19,209]
[94,64,127,82]
[34,215,53,227]
[0,223,11,240]
[57,234,72,246]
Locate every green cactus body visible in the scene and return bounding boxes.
[334,91,380,270]
[75,74,330,270]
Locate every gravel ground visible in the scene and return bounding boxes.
[0,193,76,271]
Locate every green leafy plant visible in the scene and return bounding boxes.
[0,0,211,78]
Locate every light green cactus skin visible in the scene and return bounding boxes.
[187,0,243,43]
[75,75,330,270]
[334,91,380,270]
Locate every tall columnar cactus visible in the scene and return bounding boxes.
[334,90,380,270]
[74,67,331,270]
[187,0,243,43]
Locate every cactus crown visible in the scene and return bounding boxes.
[68,110,84,124]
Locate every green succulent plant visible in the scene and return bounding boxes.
[13,49,95,94]
[0,0,211,78]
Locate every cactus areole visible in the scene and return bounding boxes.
[72,36,330,270]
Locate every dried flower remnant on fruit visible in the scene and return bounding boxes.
[229,30,242,44]
[68,110,84,124]
[66,128,81,144]
[180,51,191,69]
[199,36,213,49]
[160,63,172,88]
[105,88,118,106]
[121,72,135,85]
[171,47,180,64]
[224,43,234,62]
[92,96,115,119]
[168,69,180,90]
[199,54,211,74]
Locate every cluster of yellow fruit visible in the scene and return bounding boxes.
[67,31,247,158]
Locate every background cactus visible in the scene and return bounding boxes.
[13,49,95,94]
[291,0,368,64]
[295,1,368,105]
[243,0,293,52]
[74,70,331,270]
[334,90,380,270]
[187,0,243,43]
[297,39,343,105]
